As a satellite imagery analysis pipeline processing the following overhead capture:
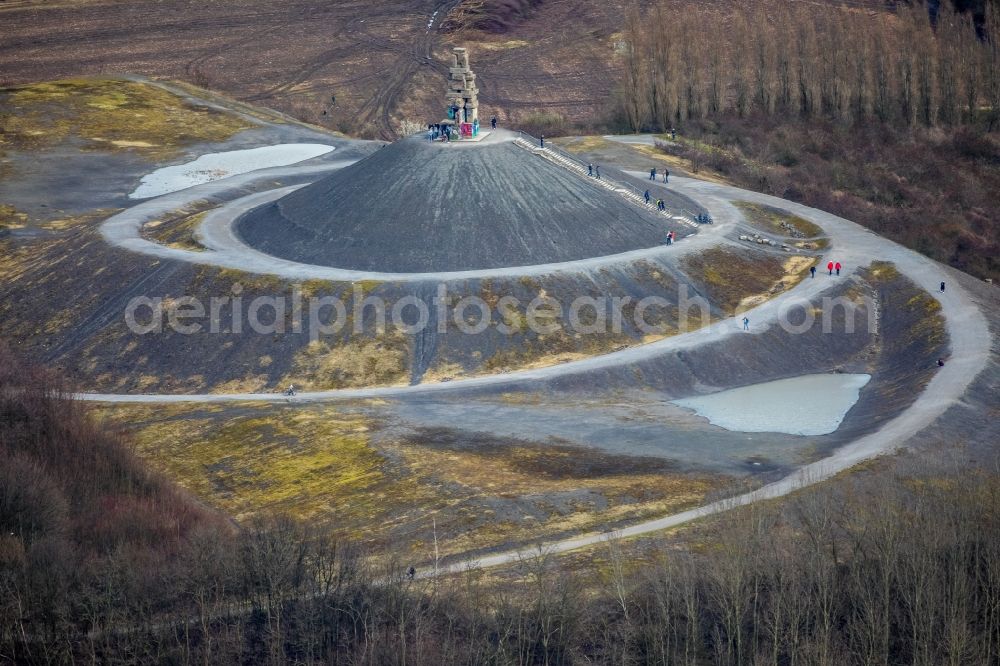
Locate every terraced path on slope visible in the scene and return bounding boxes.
[83,155,991,573]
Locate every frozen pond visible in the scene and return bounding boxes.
[674,373,871,436]
[129,144,335,199]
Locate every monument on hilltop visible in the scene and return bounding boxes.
[442,47,480,138]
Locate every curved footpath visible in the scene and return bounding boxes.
[103,170,726,283]
[88,169,992,573]
[431,177,992,574]
[194,185,721,281]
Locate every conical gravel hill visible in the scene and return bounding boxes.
[235,135,671,272]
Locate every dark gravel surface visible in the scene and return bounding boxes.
[236,136,686,272]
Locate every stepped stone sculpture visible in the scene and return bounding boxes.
[445,47,479,124]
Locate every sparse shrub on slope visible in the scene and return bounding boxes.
[0,342,225,660]
[0,344,210,555]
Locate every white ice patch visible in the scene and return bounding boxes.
[129,144,335,199]
[673,373,871,436]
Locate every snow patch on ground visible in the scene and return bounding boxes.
[674,373,872,436]
[129,144,335,199]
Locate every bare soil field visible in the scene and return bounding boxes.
[0,0,890,140]
[0,0,619,138]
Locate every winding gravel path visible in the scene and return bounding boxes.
[89,159,992,572]
[88,173,838,404]
[429,177,992,574]
[101,157,720,282]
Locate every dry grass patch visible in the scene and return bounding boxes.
[683,247,816,315]
[119,407,392,524]
[0,204,28,231]
[735,201,825,238]
[395,432,723,558]
[1,79,251,158]
[555,135,615,152]
[478,39,530,50]
[286,330,410,389]
[38,208,121,231]
[143,209,210,251]
[422,360,466,383]
[481,329,624,374]
[102,403,728,558]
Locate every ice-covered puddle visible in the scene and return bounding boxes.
[129,144,335,199]
[673,373,872,436]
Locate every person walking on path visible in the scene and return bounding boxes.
[743,316,750,331]
[540,135,545,148]
[835,261,842,276]
[650,167,657,180]
[588,163,593,176]
[663,169,669,183]
[810,265,816,278]
[595,165,601,179]
[644,190,650,204]
[491,115,497,130]
[940,281,946,292]
[827,260,834,275]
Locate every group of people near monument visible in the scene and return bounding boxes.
[427,115,498,142]
[426,123,455,142]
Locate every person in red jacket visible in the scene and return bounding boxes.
[827,260,834,275]
[835,261,842,276]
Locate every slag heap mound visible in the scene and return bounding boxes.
[236,137,667,272]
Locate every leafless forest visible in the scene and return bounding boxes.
[610,2,1000,281]
[2,344,1000,664]
[618,3,998,130]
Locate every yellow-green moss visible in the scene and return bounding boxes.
[0,204,28,231]
[127,410,384,522]
[103,401,728,558]
[144,210,209,251]
[300,278,338,298]
[683,247,813,315]
[1,78,251,157]
[869,261,902,281]
[285,330,410,389]
[352,279,383,296]
[207,267,287,293]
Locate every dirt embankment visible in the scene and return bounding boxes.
[835,262,949,439]
[0,218,784,393]
[496,264,947,452]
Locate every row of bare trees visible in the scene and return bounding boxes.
[9,465,995,665]
[619,1,1000,131]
